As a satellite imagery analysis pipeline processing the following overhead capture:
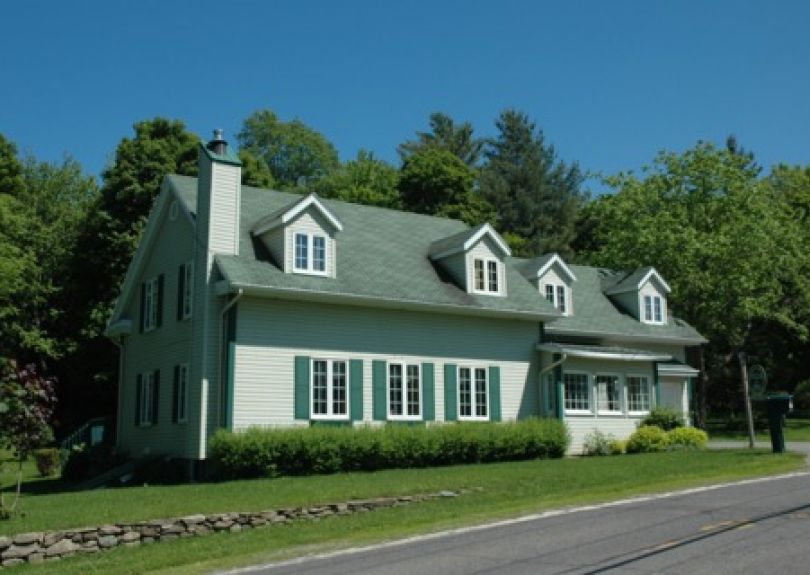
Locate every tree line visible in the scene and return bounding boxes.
[1,110,809,432]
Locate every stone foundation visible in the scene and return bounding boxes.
[0,490,464,568]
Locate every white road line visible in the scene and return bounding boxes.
[218,470,809,574]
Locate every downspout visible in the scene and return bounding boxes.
[218,289,243,430]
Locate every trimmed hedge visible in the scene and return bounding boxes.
[640,406,684,431]
[210,419,569,479]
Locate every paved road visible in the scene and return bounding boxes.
[235,469,810,575]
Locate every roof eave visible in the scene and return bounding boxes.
[544,326,707,346]
[219,280,555,323]
[537,342,673,362]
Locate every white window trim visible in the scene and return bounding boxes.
[641,294,666,325]
[309,358,349,421]
[182,261,194,320]
[139,371,155,426]
[457,365,490,421]
[563,371,592,415]
[543,283,571,316]
[387,362,422,421]
[626,373,652,415]
[293,231,329,276]
[595,372,623,416]
[470,256,506,296]
[177,363,189,423]
[143,277,159,332]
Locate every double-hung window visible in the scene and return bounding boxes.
[173,363,189,423]
[139,371,156,426]
[564,372,590,413]
[311,359,347,419]
[627,376,651,413]
[294,232,328,275]
[643,295,665,324]
[544,284,569,315]
[178,261,193,320]
[472,258,500,295]
[459,366,488,420]
[596,374,622,414]
[143,277,159,331]
[388,363,421,420]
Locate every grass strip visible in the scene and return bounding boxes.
[1,449,804,574]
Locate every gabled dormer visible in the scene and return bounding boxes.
[604,266,671,325]
[520,253,577,316]
[251,193,343,278]
[429,223,511,297]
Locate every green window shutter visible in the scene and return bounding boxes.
[152,369,160,424]
[422,363,435,421]
[554,354,564,420]
[444,364,457,421]
[139,283,146,333]
[156,274,165,328]
[135,374,142,426]
[294,356,311,420]
[489,366,501,422]
[350,359,364,421]
[172,365,180,423]
[177,264,185,321]
[653,361,661,406]
[372,360,387,421]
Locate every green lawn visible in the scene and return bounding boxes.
[2,449,804,574]
[707,418,810,442]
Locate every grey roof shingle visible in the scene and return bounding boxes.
[427,223,487,258]
[539,264,704,342]
[167,174,705,342]
[168,175,557,320]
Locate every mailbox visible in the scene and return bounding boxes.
[765,394,793,453]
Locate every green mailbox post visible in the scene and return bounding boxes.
[765,394,793,453]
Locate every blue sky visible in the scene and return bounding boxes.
[2,0,809,191]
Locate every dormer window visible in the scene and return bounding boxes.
[643,294,665,324]
[543,283,569,315]
[473,258,500,294]
[294,232,327,275]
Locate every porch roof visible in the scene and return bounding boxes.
[537,342,673,362]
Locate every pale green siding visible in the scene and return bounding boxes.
[118,191,196,458]
[230,297,541,430]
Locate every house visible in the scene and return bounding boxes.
[105,131,706,472]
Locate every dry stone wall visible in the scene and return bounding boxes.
[0,490,463,568]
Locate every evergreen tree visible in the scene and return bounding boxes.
[398,112,484,167]
[480,110,585,257]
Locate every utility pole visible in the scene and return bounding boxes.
[738,350,756,449]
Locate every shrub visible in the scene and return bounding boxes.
[33,448,60,476]
[582,429,615,456]
[793,380,810,414]
[640,406,684,431]
[626,425,670,453]
[667,427,708,450]
[609,439,626,455]
[209,418,570,480]
[61,443,127,483]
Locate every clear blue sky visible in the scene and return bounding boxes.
[2,0,809,191]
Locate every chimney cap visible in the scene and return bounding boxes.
[208,128,228,155]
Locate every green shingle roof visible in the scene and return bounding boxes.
[167,174,705,342]
[539,264,704,343]
[167,175,557,320]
